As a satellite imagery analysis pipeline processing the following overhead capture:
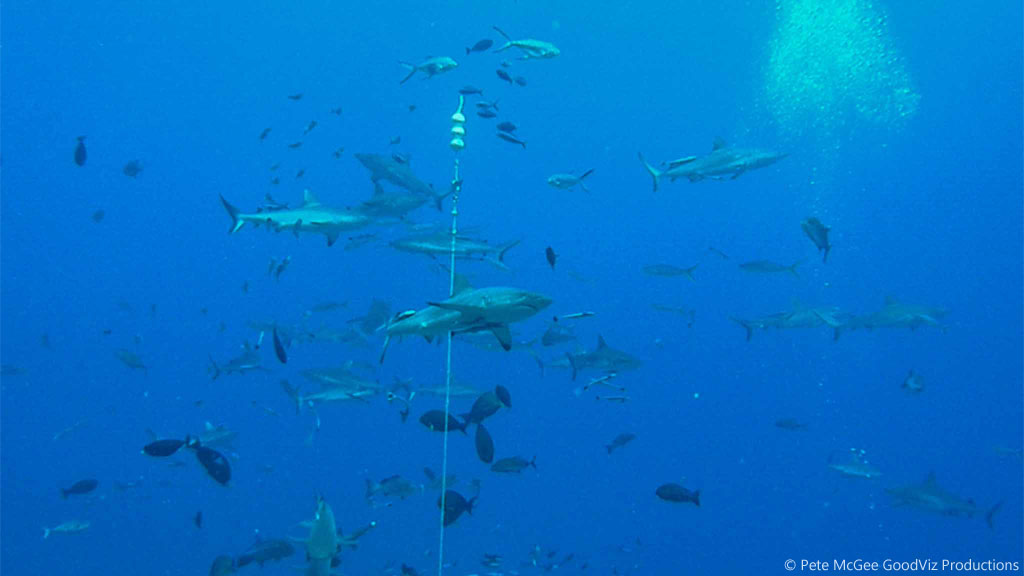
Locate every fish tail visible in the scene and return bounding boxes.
[364,479,376,501]
[638,153,661,192]
[606,444,613,454]
[566,352,578,381]
[788,261,802,278]
[379,334,392,365]
[684,264,698,281]
[219,195,245,233]
[986,501,1003,529]
[823,246,830,264]
[530,455,537,469]
[60,489,68,499]
[398,62,417,85]
[497,239,520,265]
[207,354,220,380]
[693,490,701,507]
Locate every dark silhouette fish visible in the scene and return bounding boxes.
[545,246,558,270]
[194,510,202,528]
[496,69,513,84]
[461,391,503,424]
[801,217,832,263]
[419,410,467,434]
[122,160,143,178]
[477,109,498,119]
[656,483,700,506]
[61,478,98,498]
[438,490,476,526]
[193,444,231,486]
[497,121,517,133]
[287,93,303,100]
[74,136,87,166]
[143,438,186,457]
[497,132,526,148]
[475,423,495,463]
[513,76,527,86]
[466,39,493,54]
[272,326,287,364]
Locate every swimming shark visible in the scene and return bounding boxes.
[220,190,371,247]
[638,139,787,191]
[843,297,948,332]
[565,335,642,380]
[354,153,447,210]
[886,472,1002,528]
[302,497,340,576]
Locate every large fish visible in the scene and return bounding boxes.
[220,190,371,247]
[354,153,447,210]
[399,56,458,84]
[638,140,786,191]
[886,473,1002,528]
[565,335,642,380]
[492,26,560,60]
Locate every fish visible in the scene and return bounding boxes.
[194,511,202,528]
[399,56,459,84]
[651,304,696,327]
[91,209,105,223]
[774,418,807,431]
[288,141,303,149]
[497,121,517,133]
[475,423,495,463]
[655,483,700,506]
[496,69,514,83]
[287,93,303,100]
[497,132,526,148]
[332,146,345,158]
[330,107,342,115]
[643,263,697,280]
[61,478,98,498]
[707,246,730,259]
[730,301,845,341]
[886,473,1002,528]
[295,169,305,179]
[272,326,287,364]
[220,190,372,247]
[389,234,519,269]
[273,256,291,280]
[545,246,558,270]
[459,85,484,95]
[115,349,147,373]
[841,298,948,333]
[565,336,642,380]
[476,99,500,111]
[426,286,552,348]
[355,153,447,210]
[366,475,423,501]
[209,555,236,576]
[492,26,561,60]
[198,421,238,449]
[547,170,594,193]
[606,433,636,454]
[477,109,498,119]
[43,520,90,539]
[638,140,786,190]
[420,410,468,434]
[236,538,295,568]
[303,120,318,135]
[738,260,801,277]
[828,448,882,479]
[491,456,536,474]
[259,127,272,140]
[801,217,832,263]
[143,438,186,457]
[556,311,597,321]
[902,369,924,393]
[190,441,231,486]
[438,490,476,526]
[514,75,528,86]
[461,391,504,424]
[466,39,493,54]
[122,160,143,178]
[73,136,87,166]
[542,322,575,346]
[282,380,378,413]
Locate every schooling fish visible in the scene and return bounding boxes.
[73,136,87,166]
[466,39,493,54]
[61,478,98,499]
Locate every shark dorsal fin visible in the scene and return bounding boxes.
[597,335,608,349]
[452,274,473,296]
[303,189,321,207]
[712,138,727,151]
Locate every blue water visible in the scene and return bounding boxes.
[2,1,1021,574]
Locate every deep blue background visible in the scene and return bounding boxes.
[2,1,1021,574]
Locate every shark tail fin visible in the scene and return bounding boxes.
[486,239,520,269]
[566,352,578,381]
[692,490,701,507]
[379,334,392,365]
[730,317,753,342]
[398,62,417,85]
[684,264,698,281]
[986,501,1003,529]
[638,153,661,192]
[789,261,802,278]
[280,380,302,414]
[207,354,221,380]
[220,195,245,233]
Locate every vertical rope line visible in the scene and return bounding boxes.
[437,106,462,576]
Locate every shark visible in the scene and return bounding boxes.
[354,153,447,210]
[208,343,266,379]
[731,302,847,341]
[220,190,372,247]
[638,139,787,191]
[565,335,642,380]
[390,234,520,270]
[827,449,882,479]
[886,473,1002,528]
[843,298,948,332]
[358,184,430,219]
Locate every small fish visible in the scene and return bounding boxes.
[438,490,475,526]
[115,349,147,373]
[73,136,87,166]
[459,85,484,96]
[475,423,495,463]
[738,260,801,278]
[496,121,517,133]
[801,217,832,263]
[408,104,417,112]
[389,136,401,145]
[555,311,597,321]
[497,132,526,148]
[496,69,513,84]
[491,456,536,474]
[606,433,636,454]
[61,478,98,498]
[774,418,807,431]
[287,141,303,149]
[272,326,287,364]
[596,395,630,402]
[419,410,467,434]
[192,443,231,486]
[332,146,345,159]
[259,127,272,140]
[287,93,303,100]
[143,438,186,457]
[476,99,500,111]
[466,39,493,54]
[513,76,527,87]
[330,107,342,115]
[270,177,280,185]
[477,109,497,119]
[643,263,698,280]
[303,120,318,135]
[295,169,305,179]
[269,162,280,171]
[902,370,923,393]
[495,385,512,408]
[656,483,700,506]
[91,209,105,223]
[545,246,558,270]
[274,256,291,280]
[122,160,143,178]
[43,520,90,539]
[194,510,202,528]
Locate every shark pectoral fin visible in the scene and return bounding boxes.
[293,219,302,238]
[490,325,512,351]
[326,231,340,247]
